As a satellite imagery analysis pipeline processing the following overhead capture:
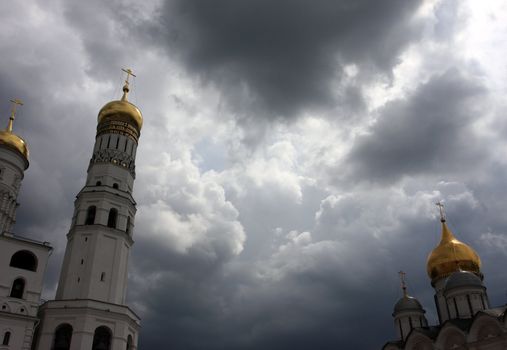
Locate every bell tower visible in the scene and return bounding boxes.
[35,69,142,350]
[0,99,28,234]
[0,99,52,350]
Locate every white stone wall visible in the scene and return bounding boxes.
[56,226,131,304]
[0,234,51,350]
[35,300,140,350]
[0,315,36,350]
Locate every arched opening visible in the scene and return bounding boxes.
[92,326,112,350]
[10,250,37,271]
[107,208,118,228]
[10,278,25,298]
[113,183,119,189]
[2,331,10,346]
[126,335,133,350]
[85,206,97,225]
[53,323,73,350]
[96,181,102,186]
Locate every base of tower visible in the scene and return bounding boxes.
[33,299,140,350]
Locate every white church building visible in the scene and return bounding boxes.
[383,206,507,349]
[0,71,143,350]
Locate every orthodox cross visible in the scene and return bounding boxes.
[398,270,408,297]
[121,68,136,85]
[7,98,23,132]
[435,201,446,222]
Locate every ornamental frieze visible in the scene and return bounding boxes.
[90,148,136,178]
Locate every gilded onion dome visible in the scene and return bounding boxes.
[426,215,481,282]
[0,99,29,164]
[97,70,142,141]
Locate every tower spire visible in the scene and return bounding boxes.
[121,68,136,101]
[7,98,23,132]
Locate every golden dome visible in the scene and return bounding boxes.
[97,84,143,131]
[0,129,28,161]
[0,99,29,164]
[426,220,481,281]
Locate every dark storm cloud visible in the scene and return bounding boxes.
[5,1,507,350]
[346,69,488,183]
[154,0,424,118]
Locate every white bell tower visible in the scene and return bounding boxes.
[0,99,52,350]
[35,69,142,350]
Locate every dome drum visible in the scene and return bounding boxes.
[96,119,140,142]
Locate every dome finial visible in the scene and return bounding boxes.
[399,270,408,298]
[7,98,23,132]
[436,201,446,223]
[121,68,136,101]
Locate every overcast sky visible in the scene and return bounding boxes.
[2,0,507,349]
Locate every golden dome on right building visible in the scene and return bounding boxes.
[426,206,481,282]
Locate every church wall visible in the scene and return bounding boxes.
[36,300,140,350]
[0,315,36,350]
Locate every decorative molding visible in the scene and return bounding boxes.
[90,149,136,178]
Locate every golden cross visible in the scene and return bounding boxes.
[435,201,446,222]
[398,271,408,297]
[7,98,23,132]
[9,98,23,118]
[121,68,136,85]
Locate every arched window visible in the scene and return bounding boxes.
[10,278,25,299]
[96,181,102,186]
[53,323,73,350]
[107,208,118,228]
[85,206,97,225]
[10,250,37,271]
[2,331,10,346]
[126,335,133,350]
[92,326,112,350]
[113,183,119,189]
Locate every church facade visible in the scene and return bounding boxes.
[0,71,143,350]
[383,207,507,349]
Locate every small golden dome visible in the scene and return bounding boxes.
[0,99,29,164]
[97,84,143,131]
[0,129,29,161]
[426,220,481,281]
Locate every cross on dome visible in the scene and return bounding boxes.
[7,98,23,132]
[399,270,408,297]
[120,68,136,101]
[435,201,446,222]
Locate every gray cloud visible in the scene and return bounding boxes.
[346,68,488,183]
[2,1,507,350]
[153,0,424,119]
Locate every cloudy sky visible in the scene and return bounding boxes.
[2,0,507,348]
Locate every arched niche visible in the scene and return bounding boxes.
[92,326,112,350]
[53,323,73,350]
